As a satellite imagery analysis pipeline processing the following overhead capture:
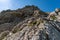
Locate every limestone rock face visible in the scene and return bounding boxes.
[0,6,60,40]
[0,23,15,33]
[3,18,60,40]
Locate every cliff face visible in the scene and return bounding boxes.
[0,5,60,40]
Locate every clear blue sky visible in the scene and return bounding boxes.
[0,0,60,12]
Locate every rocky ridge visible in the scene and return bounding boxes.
[0,5,60,40]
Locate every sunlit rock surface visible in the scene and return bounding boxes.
[0,6,60,40]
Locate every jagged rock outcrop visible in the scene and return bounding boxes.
[0,5,60,40]
[0,5,48,33]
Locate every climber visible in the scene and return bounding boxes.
[55,8,60,15]
[47,8,60,20]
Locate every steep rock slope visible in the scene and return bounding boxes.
[3,17,60,40]
[0,6,60,40]
[0,5,47,33]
